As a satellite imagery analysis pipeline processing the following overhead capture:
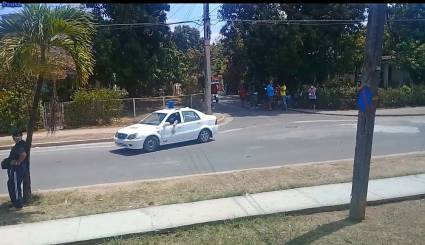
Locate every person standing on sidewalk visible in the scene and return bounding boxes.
[275,83,281,108]
[281,82,288,111]
[239,84,247,108]
[266,80,275,111]
[308,85,317,111]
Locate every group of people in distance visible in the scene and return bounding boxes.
[238,81,317,111]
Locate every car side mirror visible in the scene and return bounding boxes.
[164,122,171,127]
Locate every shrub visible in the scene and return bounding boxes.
[298,82,425,110]
[0,82,43,134]
[64,88,127,127]
[378,85,425,108]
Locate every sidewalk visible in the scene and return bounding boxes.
[289,106,425,117]
[0,113,227,150]
[1,174,424,245]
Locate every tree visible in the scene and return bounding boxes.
[172,25,202,52]
[0,4,95,201]
[218,4,366,92]
[386,4,425,83]
[87,4,171,97]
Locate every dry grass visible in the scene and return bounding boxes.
[102,198,425,245]
[0,153,424,227]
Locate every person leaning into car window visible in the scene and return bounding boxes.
[166,113,181,134]
[6,129,29,209]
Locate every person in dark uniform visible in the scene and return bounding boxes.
[6,129,28,209]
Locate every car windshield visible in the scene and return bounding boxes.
[139,112,167,125]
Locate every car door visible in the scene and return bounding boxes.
[181,110,202,141]
[161,112,184,144]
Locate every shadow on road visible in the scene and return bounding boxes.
[109,140,213,156]
[214,95,308,119]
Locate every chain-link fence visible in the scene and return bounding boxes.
[45,93,206,129]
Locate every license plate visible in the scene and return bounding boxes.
[115,142,127,147]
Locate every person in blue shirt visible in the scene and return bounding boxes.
[265,80,275,111]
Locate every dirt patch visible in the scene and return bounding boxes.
[0,153,424,226]
[102,198,425,245]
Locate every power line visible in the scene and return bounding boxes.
[95,19,202,28]
[209,4,221,16]
[94,17,425,29]
[390,18,425,22]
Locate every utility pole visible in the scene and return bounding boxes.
[203,3,212,114]
[349,4,387,222]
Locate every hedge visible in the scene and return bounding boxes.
[64,88,127,128]
[0,83,43,135]
[295,84,425,110]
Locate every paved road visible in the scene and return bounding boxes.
[1,97,424,194]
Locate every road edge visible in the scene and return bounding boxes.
[0,114,227,151]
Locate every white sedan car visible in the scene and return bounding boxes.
[114,107,218,152]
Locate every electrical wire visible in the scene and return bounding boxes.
[93,17,425,29]
[209,4,221,16]
[95,19,202,28]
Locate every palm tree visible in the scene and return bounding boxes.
[0,4,95,202]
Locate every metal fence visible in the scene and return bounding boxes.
[43,93,205,129]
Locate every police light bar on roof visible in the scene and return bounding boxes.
[2,2,22,7]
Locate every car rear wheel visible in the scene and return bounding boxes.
[198,129,211,143]
[144,136,159,152]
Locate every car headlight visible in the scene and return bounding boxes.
[127,133,138,140]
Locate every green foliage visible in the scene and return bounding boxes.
[0,4,95,84]
[88,4,172,97]
[378,85,425,108]
[172,25,202,52]
[386,4,425,82]
[218,3,366,93]
[296,82,425,110]
[64,88,127,127]
[0,82,42,134]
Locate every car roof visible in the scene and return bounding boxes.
[154,107,200,114]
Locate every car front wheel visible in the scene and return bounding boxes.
[198,129,211,143]
[143,136,159,152]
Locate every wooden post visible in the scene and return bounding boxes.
[349,4,387,222]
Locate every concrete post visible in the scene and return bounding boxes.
[133,98,136,122]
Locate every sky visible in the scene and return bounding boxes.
[168,3,224,42]
[0,3,225,42]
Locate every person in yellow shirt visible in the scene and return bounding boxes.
[281,82,287,111]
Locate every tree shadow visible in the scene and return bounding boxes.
[285,218,356,245]
[0,195,46,226]
[213,95,317,119]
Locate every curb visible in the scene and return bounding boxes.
[35,183,425,245]
[288,108,425,117]
[0,114,228,151]
[0,138,112,151]
[215,114,226,124]
[74,194,425,245]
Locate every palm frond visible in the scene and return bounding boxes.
[0,3,95,84]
